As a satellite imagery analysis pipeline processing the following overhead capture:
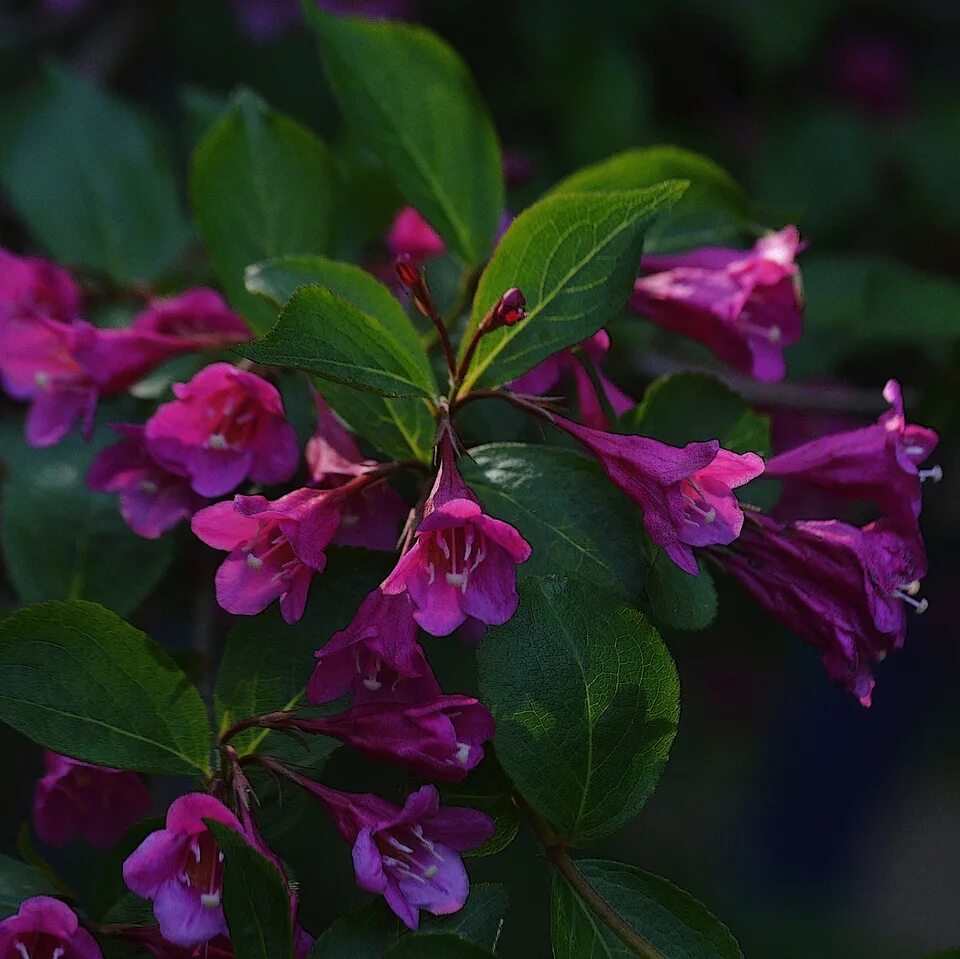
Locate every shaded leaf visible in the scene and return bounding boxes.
[0,855,55,919]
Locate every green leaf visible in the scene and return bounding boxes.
[0,854,56,919]
[550,147,749,253]
[459,185,686,391]
[245,256,435,461]
[0,601,211,776]
[478,576,679,841]
[1,428,174,616]
[461,444,650,604]
[440,757,520,858]
[191,89,339,332]
[307,9,503,266]
[384,935,494,959]
[208,822,294,959]
[0,63,189,283]
[238,284,438,399]
[552,860,743,959]
[216,548,391,756]
[642,550,718,633]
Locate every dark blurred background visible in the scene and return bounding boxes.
[1,1,959,956]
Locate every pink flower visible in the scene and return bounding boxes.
[0,249,81,324]
[131,289,250,350]
[123,793,247,948]
[145,363,299,497]
[87,425,207,539]
[274,695,494,782]
[286,776,493,930]
[630,226,804,382]
[382,441,532,636]
[192,487,346,624]
[386,207,445,263]
[33,751,151,848]
[510,330,635,429]
[765,379,940,527]
[0,897,102,959]
[555,416,764,575]
[713,514,928,706]
[308,588,441,705]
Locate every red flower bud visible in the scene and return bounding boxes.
[394,253,421,290]
[492,287,526,328]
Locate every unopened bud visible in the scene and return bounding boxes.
[394,253,421,290]
[492,287,526,328]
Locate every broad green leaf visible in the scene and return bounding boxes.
[552,860,743,959]
[551,147,749,252]
[459,185,686,391]
[1,428,174,616]
[461,444,650,604]
[441,757,520,858]
[216,549,391,756]
[0,63,189,283]
[384,935,494,959]
[307,9,503,266]
[0,855,55,919]
[191,90,338,332]
[246,256,435,461]
[478,577,679,841]
[642,550,718,633]
[208,823,294,959]
[0,601,211,775]
[239,284,438,399]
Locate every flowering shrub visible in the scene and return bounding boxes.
[0,7,946,959]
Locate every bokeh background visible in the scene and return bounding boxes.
[1,1,959,956]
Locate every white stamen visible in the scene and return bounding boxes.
[919,466,943,483]
[905,445,925,456]
[446,571,468,594]
[218,850,225,863]
[137,479,160,495]
[388,837,414,854]
[33,371,50,390]
[15,943,30,959]
[455,742,471,765]
[683,494,716,524]
[463,527,474,562]
[894,589,929,614]
[206,432,229,450]
[423,864,438,879]
[52,949,65,959]
[235,412,255,425]
[438,535,451,560]
[427,562,436,586]
[363,657,382,692]
[192,840,202,863]
[246,554,264,570]
[739,318,782,342]
[201,892,221,908]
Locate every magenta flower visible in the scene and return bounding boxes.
[0,249,81,324]
[386,207,445,263]
[713,514,928,706]
[145,363,299,497]
[555,416,764,575]
[192,487,345,624]
[131,289,250,350]
[510,329,635,429]
[308,588,441,705]
[630,226,804,382]
[277,695,494,781]
[382,441,531,636]
[33,751,151,848]
[88,425,207,539]
[288,776,493,930]
[0,897,102,959]
[123,793,247,948]
[765,379,940,527]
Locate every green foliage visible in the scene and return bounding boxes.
[550,146,749,252]
[0,63,189,283]
[478,577,679,841]
[307,9,503,267]
[209,822,295,959]
[384,936,495,958]
[642,549,718,633]
[441,757,520,858]
[0,855,55,919]
[459,184,686,391]
[552,860,743,959]
[0,601,211,775]
[191,89,339,332]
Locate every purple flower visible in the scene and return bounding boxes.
[130,289,250,350]
[0,249,81,324]
[145,363,299,497]
[0,897,102,959]
[87,425,207,539]
[386,207,446,263]
[765,379,940,527]
[630,226,804,382]
[308,588,441,705]
[382,440,532,636]
[33,751,151,848]
[280,695,494,781]
[192,487,345,624]
[713,514,928,706]
[510,329,635,429]
[123,793,247,949]
[555,417,764,575]
[290,778,493,930]
[233,0,411,42]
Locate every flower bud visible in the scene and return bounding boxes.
[488,287,526,330]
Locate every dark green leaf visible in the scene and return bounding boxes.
[422,882,507,949]
[0,601,211,775]
[239,284,438,399]
[191,89,339,332]
[551,147,748,252]
[441,757,519,858]
[384,935,494,959]
[0,63,189,282]
[478,577,679,841]
[459,185,686,390]
[308,9,503,266]
[552,859,743,959]
[0,854,55,919]
[642,550,717,633]
[208,822,294,959]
